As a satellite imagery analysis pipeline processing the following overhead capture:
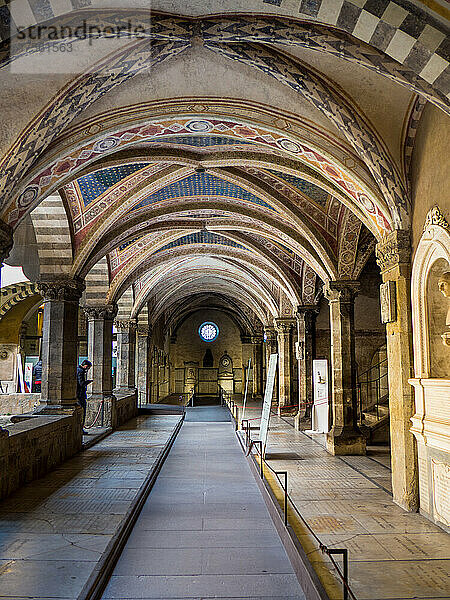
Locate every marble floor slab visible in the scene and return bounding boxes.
[238,402,450,600]
[0,413,182,600]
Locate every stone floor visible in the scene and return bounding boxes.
[239,402,450,600]
[0,413,182,600]
[102,405,306,599]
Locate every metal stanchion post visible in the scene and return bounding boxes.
[275,471,288,526]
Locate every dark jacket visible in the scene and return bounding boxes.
[76,365,89,402]
[33,360,42,383]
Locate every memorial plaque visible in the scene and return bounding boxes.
[432,459,450,526]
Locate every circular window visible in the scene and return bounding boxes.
[199,321,219,342]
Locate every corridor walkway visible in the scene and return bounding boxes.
[102,405,306,599]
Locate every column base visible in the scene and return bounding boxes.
[326,426,366,455]
[278,405,297,416]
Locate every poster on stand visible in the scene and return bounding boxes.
[258,353,278,456]
[312,359,329,433]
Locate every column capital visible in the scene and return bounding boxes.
[296,304,320,318]
[375,230,411,274]
[38,277,85,302]
[323,280,360,303]
[251,334,264,344]
[84,304,118,321]
[137,324,151,336]
[115,319,137,332]
[275,318,295,334]
[0,219,13,263]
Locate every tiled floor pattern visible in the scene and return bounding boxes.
[0,414,182,600]
[102,406,306,599]
[240,403,450,600]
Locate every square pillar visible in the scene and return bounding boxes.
[324,281,366,455]
[376,230,418,511]
[275,318,295,414]
[38,278,85,409]
[115,319,137,393]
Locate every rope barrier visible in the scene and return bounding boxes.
[85,399,104,429]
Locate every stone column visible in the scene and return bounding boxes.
[0,221,13,435]
[264,326,278,402]
[324,281,365,455]
[115,319,137,393]
[251,334,263,398]
[84,304,117,407]
[295,306,319,424]
[136,325,151,406]
[38,278,85,410]
[241,335,253,396]
[275,318,295,413]
[376,230,418,511]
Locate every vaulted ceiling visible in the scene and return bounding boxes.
[1,3,448,330]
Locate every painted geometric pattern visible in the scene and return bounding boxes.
[76,163,148,206]
[268,169,330,207]
[245,167,345,254]
[154,231,247,253]
[1,8,448,105]
[20,117,392,235]
[128,172,278,214]
[64,163,170,247]
[0,39,190,218]
[150,135,255,147]
[206,42,408,224]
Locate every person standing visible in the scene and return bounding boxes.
[32,359,42,393]
[77,359,92,435]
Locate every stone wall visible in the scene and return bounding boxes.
[0,393,40,415]
[0,408,83,500]
[112,391,138,428]
[410,104,450,255]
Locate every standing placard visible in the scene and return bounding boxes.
[241,357,252,424]
[258,353,278,456]
[312,359,329,433]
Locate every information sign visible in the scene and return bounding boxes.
[258,353,278,456]
[312,359,329,433]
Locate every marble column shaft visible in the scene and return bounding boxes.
[296,306,319,413]
[275,319,295,410]
[264,326,278,401]
[115,319,137,391]
[38,278,85,407]
[137,326,151,405]
[85,305,117,401]
[324,281,365,455]
[251,334,264,397]
[376,230,418,511]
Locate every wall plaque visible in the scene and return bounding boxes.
[380,280,397,323]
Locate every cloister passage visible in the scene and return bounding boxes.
[0,2,449,599]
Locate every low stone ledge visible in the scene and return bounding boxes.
[112,390,138,428]
[0,408,82,500]
[0,393,41,415]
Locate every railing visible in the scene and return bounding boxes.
[357,358,388,423]
[224,400,357,600]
